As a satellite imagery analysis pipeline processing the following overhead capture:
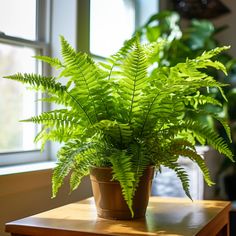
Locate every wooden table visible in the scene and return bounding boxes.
[5,197,230,236]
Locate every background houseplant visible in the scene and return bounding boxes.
[4,35,233,218]
[138,10,236,132]
[138,10,236,199]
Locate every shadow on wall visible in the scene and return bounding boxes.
[0,170,92,236]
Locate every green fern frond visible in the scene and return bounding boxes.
[34,126,82,151]
[172,59,228,91]
[184,92,222,108]
[95,120,133,147]
[60,35,78,66]
[52,140,95,197]
[196,46,230,62]
[176,148,214,186]
[52,141,79,197]
[187,108,232,143]
[59,36,114,122]
[164,160,192,200]
[119,39,148,123]
[110,151,135,217]
[99,36,137,94]
[70,166,89,192]
[52,161,73,198]
[200,60,227,75]
[34,55,64,69]
[139,94,185,136]
[142,41,166,64]
[169,139,196,152]
[129,142,150,194]
[107,36,137,66]
[184,121,234,160]
[4,73,66,94]
[70,150,95,192]
[21,109,81,128]
[212,115,232,142]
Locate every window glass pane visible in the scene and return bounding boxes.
[90,0,135,57]
[0,44,38,152]
[0,0,36,40]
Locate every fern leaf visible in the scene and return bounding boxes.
[110,151,135,217]
[70,151,94,192]
[184,121,234,161]
[119,39,148,123]
[188,108,232,143]
[4,73,66,94]
[52,140,95,197]
[52,140,79,197]
[212,115,232,142]
[60,35,77,66]
[107,36,137,66]
[21,109,81,128]
[59,36,113,122]
[34,55,64,69]
[196,46,230,62]
[95,120,133,147]
[35,126,82,151]
[164,159,192,200]
[130,142,150,194]
[185,93,222,108]
[174,148,214,186]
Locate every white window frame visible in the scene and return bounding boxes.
[0,0,51,166]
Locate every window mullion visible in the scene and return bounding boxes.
[36,0,51,44]
[0,34,47,50]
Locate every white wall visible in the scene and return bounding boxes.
[0,169,92,236]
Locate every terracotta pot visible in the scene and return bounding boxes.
[90,166,154,220]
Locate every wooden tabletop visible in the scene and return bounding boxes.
[5,197,231,236]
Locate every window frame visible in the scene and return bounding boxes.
[0,0,51,166]
[0,0,158,166]
[77,0,159,58]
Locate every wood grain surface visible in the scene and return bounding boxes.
[5,197,230,236]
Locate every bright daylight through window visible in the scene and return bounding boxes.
[0,0,45,158]
[90,0,135,57]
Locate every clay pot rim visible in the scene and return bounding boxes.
[90,165,155,170]
[90,166,112,170]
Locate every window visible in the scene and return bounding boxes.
[90,0,135,57]
[0,0,50,165]
[0,0,36,40]
[88,0,158,58]
[0,0,157,165]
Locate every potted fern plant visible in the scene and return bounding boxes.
[4,36,233,220]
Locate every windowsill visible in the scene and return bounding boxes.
[0,146,210,176]
[0,161,56,176]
